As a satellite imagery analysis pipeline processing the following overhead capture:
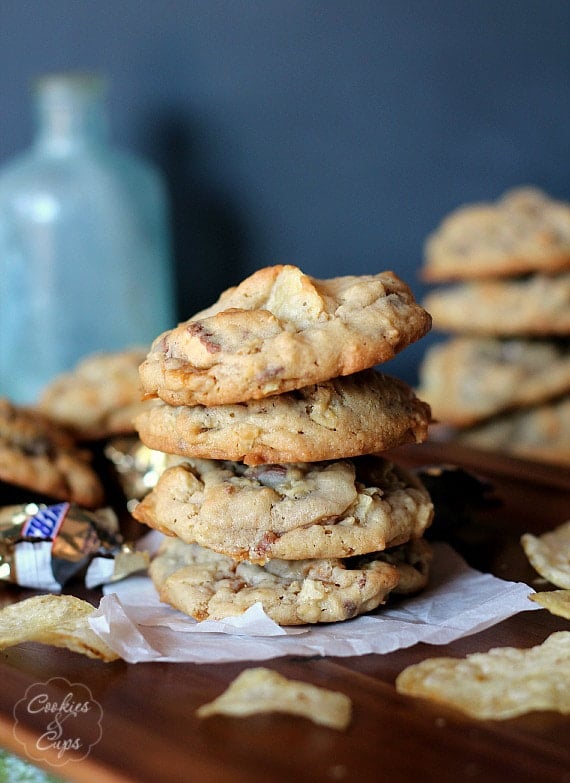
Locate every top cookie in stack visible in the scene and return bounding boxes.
[417,187,570,465]
[132,264,435,625]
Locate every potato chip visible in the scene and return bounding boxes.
[0,594,120,661]
[530,590,570,620]
[196,667,352,730]
[521,520,570,588]
[395,631,570,720]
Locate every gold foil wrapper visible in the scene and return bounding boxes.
[104,437,170,509]
[0,502,148,591]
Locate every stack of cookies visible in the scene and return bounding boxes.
[131,264,435,625]
[417,187,570,466]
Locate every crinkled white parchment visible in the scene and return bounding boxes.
[89,540,538,664]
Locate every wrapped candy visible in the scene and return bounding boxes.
[0,501,148,591]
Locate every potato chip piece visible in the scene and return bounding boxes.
[0,594,120,661]
[395,631,570,720]
[521,520,570,589]
[196,667,352,730]
[530,590,570,620]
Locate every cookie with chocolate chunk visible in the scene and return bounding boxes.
[423,273,570,336]
[423,187,570,282]
[417,337,570,427]
[38,347,150,441]
[139,265,432,407]
[134,369,431,465]
[133,456,433,563]
[0,398,104,508]
[149,535,432,625]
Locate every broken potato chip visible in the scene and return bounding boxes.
[196,667,352,730]
[0,594,120,662]
[521,520,570,588]
[395,631,570,720]
[530,590,570,620]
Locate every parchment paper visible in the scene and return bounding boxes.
[88,537,538,664]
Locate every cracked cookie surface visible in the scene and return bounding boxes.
[139,265,432,406]
[133,456,433,563]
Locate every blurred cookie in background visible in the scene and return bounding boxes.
[417,337,570,427]
[418,186,570,467]
[37,347,149,441]
[0,397,104,508]
[422,186,570,282]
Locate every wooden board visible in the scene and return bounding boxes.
[0,442,569,783]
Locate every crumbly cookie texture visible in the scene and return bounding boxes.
[37,347,149,441]
[133,456,433,563]
[0,397,104,508]
[134,369,431,465]
[139,265,432,406]
[423,272,570,336]
[423,187,570,282]
[456,395,570,467]
[149,536,432,625]
[417,337,570,427]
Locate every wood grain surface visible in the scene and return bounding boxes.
[0,442,569,783]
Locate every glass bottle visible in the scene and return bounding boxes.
[0,72,175,403]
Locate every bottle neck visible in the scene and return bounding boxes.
[32,73,109,154]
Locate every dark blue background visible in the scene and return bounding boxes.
[1,1,569,384]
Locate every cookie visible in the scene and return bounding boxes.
[417,337,570,426]
[149,535,432,625]
[138,265,432,406]
[0,397,105,508]
[134,369,431,465]
[38,348,149,440]
[133,456,434,563]
[456,395,570,466]
[423,273,570,336]
[423,187,570,282]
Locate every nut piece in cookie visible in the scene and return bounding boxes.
[133,456,434,563]
[423,187,570,282]
[139,265,432,406]
[134,369,432,465]
[37,347,149,441]
[0,397,104,508]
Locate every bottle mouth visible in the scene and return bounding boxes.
[32,71,107,100]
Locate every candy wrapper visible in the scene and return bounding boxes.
[0,502,149,592]
[104,437,170,510]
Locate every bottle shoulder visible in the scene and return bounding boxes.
[0,144,168,210]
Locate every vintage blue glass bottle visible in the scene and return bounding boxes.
[0,72,175,403]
